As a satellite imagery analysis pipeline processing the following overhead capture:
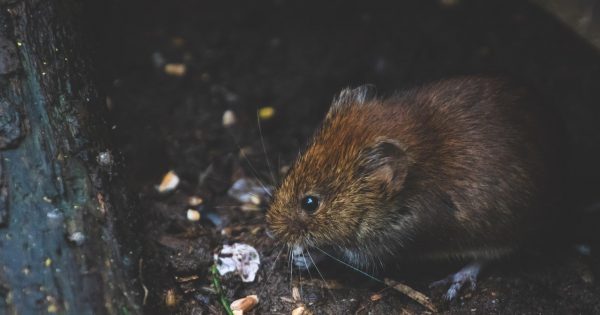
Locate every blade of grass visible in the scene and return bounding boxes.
[211,265,234,315]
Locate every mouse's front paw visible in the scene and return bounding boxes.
[429,261,482,300]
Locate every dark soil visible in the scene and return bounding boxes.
[91,0,600,313]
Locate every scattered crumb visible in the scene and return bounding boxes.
[188,196,204,206]
[370,293,382,301]
[165,289,177,307]
[186,209,201,221]
[222,110,237,127]
[292,306,312,315]
[156,171,180,193]
[164,63,186,76]
[292,286,301,301]
[258,106,275,120]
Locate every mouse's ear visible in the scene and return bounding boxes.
[328,84,377,116]
[359,138,408,194]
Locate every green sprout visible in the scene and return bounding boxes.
[211,264,234,315]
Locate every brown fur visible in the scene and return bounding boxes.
[266,77,562,267]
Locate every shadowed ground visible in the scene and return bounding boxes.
[90,0,600,313]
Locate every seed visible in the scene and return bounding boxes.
[164,63,186,76]
[258,106,275,120]
[186,209,201,222]
[230,295,259,312]
[222,110,236,127]
[157,171,180,193]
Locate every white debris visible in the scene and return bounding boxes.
[68,232,86,245]
[96,150,114,166]
[46,209,63,220]
[156,171,180,193]
[214,243,260,282]
[227,178,271,205]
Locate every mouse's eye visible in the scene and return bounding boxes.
[300,195,319,213]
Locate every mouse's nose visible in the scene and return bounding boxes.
[286,212,312,232]
[272,216,311,244]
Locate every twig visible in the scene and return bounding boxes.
[384,278,437,312]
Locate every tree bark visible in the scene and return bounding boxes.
[0,0,141,314]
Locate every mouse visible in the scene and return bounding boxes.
[266,76,564,300]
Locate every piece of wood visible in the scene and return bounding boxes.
[0,0,141,313]
[384,278,437,313]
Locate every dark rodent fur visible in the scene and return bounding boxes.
[266,76,563,268]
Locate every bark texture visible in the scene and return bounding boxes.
[0,0,141,314]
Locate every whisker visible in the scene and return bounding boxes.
[256,110,278,186]
[300,250,314,283]
[210,205,247,209]
[288,246,294,293]
[226,129,273,196]
[313,246,384,284]
[277,154,282,176]
[306,249,339,304]
[297,261,303,302]
[258,244,286,297]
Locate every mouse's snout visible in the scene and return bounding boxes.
[266,203,315,246]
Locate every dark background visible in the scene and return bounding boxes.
[85,0,600,313]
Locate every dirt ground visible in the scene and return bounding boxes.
[91,0,600,313]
